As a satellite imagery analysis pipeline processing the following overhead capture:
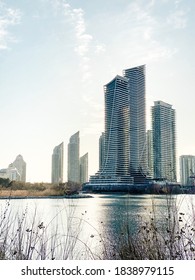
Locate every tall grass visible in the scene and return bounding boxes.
[0,182,65,197]
[111,195,195,260]
[0,199,97,260]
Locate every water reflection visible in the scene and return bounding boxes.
[0,194,194,259]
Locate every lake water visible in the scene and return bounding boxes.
[0,194,195,259]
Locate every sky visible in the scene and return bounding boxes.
[0,0,194,183]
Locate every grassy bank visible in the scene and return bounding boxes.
[0,180,82,197]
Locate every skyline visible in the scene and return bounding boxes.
[0,0,194,182]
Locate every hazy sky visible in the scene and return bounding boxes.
[0,0,194,182]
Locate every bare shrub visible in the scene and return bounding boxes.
[0,199,98,260]
[111,195,195,260]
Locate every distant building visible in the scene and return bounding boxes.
[7,164,21,181]
[0,155,26,182]
[180,155,195,186]
[152,101,177,182]
[67,131,80,183]
[146,130,153,178]
[80,153,88,184]
[51,142,64,184]
[99,132,105,170]
[0,169,8,179]
[13,154,26,182]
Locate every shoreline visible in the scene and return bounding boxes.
[0,194,93,200]
[0,192,195,200]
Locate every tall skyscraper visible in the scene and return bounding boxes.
[146,130,154,178]
[123,65,147,183]
[89,75,133,185]
[80,153,88,184]
[152,101,177,182]
[13,154,26,182]
[99,132,105,170]
[102,75,130,179]
[67,131,80,183]
[51,142,64,184]
[87,65,148,189]
[180,155,195,186]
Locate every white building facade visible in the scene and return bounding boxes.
[180,155,195,186]
[51,142,64,184]
[13,155,26,182]
[67,131,80,183]
[80,153,88,184]
[152,101,177,182]
[0,154,26,182]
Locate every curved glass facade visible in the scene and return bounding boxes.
[90,75,133,184]
[123,65,147,183]
[99,132,105,170]
[89,65,147,187]
[103,75,130,178]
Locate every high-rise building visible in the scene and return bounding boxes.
[67,131,80,183]
[99,132,105,170]
[7,163,21,181]
[103,75,130,179]
[152,101,177,182]
[0,165,21,181]
[51,142,64,184]
[13,154,26,182]
[180,155,195,186]
[80,153,88,184]
[123,65,147,183]
[86,65,147,190]
[89,75,133,185]
[146,130,153,178]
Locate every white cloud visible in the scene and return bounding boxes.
[148,0,156,7]
[95,44,106,54]
[0,2,21,50]
[118,1,184,64]
[71,8,93,56]
[51,0,94,84]
[166,9,187,29]
[74,33,93,56]
[51,0,108,86]
[146,46,177,62]
[174,0,182,5]
[143,27,153,41]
